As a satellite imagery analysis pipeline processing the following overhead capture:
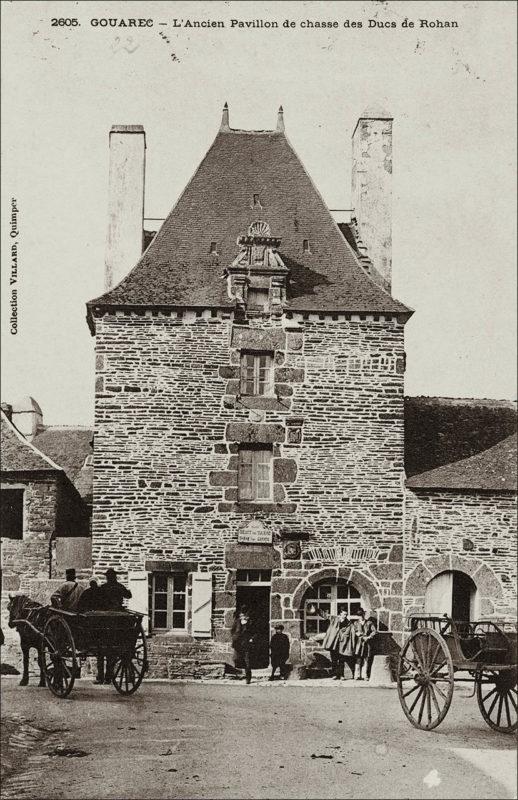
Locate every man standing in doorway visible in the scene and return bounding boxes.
[231,605,256,685]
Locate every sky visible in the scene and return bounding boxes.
[1,0,516,426]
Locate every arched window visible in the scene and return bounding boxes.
[304,582,362,638]
[425,570,478,622]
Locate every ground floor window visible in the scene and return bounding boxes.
[0,488,24,539]
[149,573,187,632]
[304,582,362,637]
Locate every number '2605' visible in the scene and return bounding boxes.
[51,18,79,26]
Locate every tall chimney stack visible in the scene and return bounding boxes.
[105,125,146,291]
[351,106,393,292]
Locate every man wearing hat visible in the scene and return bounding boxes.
[269,623,290,681]
[96,569,133,684]
[99,568,132,610]
[50,568,84,611]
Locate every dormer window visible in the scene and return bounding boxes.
[252,194,262,208]
[247,288,269,311]
[209,241,218,255]
[303,239,311,254]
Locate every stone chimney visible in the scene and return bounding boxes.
[351,106,393,292]
[105,125,146,291]
[10,396,44,440]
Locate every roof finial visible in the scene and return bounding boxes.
[220,102,230,131]
[276,105,284,132]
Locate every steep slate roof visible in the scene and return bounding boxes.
[0,410,62,473]
[406,433,517,492]
[32,427,93,484]
[405,396,517,477]
[88,118,411,319]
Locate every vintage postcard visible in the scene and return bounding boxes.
[1,2,516,799]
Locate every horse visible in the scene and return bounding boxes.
[7,594,49,687]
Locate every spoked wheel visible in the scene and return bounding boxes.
[397,628,454,730]
[476,668,517,734]
[112,624,148,696]
[42,616,77,698]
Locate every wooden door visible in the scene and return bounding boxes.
[425,571,453,616]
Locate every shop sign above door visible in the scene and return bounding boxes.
[238,520,273,545]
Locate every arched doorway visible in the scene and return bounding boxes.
[425,570,478,621]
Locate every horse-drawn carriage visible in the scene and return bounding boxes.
[8,595,148,698]
[396,615,517,734]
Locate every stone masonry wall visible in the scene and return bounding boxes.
[92,309,406,670]
[1,475,60,588]
[404,488,517,620]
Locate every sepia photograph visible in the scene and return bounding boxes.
[1,1,516,798]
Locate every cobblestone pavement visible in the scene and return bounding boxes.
[1,676,516,799]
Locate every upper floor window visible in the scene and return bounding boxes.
[0,488,24,540]
[149,573,187,632]
[238,447,272,501]
[240,351,273,396]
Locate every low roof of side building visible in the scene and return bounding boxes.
[1,409,63,473]
[32,427,93,502]
[406,433,517,492]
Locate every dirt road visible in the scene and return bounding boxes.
[1,676,516,799]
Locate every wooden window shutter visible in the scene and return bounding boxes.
[191,572,212,638]
[128,571,149,634]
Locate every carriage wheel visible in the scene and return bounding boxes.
[397,628,454,731]
[42,616,77,698]
[476,669,517,734]
[112,624,148,696]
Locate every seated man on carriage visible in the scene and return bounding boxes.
[50,568,84,611]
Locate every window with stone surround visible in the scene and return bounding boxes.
[238,447,273,501]
[149,573,187,632]
[304,582,362,637]
[0,488,24,539]
[240,351,273,396]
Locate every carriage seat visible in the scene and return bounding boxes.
[459,631,508,662]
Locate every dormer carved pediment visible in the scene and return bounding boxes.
[225,221,289,315]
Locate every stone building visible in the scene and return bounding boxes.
[0,405,92,588]
[85,106,516,676]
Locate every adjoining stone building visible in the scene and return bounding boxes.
[84,106,516,677]
[1,404,92,667]
[1,405,92,587]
